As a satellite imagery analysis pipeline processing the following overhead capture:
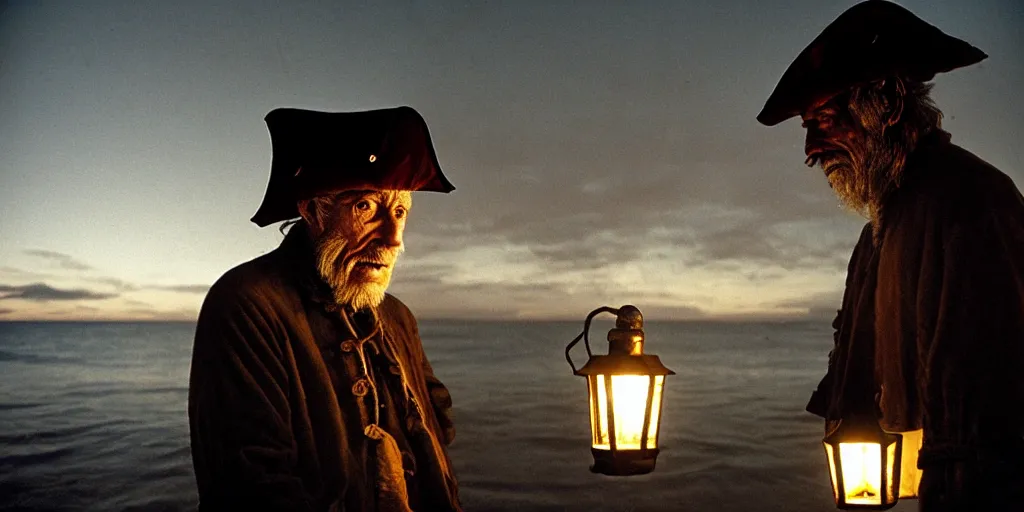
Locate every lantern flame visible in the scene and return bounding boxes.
[839,443,882,504]
[592,375,664,450]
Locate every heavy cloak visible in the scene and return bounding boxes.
[187,226,461,511]
[807,130,1024,505]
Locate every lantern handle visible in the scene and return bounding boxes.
[565,306,620,373]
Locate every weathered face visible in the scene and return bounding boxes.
[800,87,895,219]
[303,189,411,310]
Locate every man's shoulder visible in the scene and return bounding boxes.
[905,140,1021,218]
[925,141,1015,191]
[202,248,297,312]
[379,293,415,319]
[378,294,418,331]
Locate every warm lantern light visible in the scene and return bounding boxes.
[823,418,903,509]
[565,305,675,475]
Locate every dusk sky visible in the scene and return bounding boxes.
[1,0,1021,321]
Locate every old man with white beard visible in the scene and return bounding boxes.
[188,107,461,512]
[757,1,1024,510]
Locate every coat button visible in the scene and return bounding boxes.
[351,379,370,397]
[340,341,355,353]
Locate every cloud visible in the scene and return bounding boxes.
[123,307,162,318]
[0,262,208,295]
[152,284,210,294]
[622,304,707,321]
[383,115,860,320]
[0,308,13,315]
[775,289,845,321]
[401,111,864,313]
[131,306,199,321]
[87,277,141,292]
[389,270,713,320]
[23,249,94,271]
[0,283,117,301]
[94,299,199,321]
[0,266,56,279]
[0,264,140,292]
[410,190,859,279]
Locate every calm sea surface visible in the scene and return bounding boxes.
[0,320,920,512]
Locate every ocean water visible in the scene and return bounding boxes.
[0,319,921,512]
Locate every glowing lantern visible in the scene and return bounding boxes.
[823,418,903,509]
[564,305,675,475]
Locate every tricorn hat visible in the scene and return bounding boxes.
[756,0,987,126]
[250,106,455,227]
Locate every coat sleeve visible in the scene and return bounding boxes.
[805,309,841,419]
[409,316,456,446]
[917,200,1024,501]
[188,286,318,511]
[806,223,874,421]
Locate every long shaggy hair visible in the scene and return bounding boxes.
[834,78,943,223]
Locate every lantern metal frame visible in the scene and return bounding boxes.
[565,305,675,476]
[823,417,904,510]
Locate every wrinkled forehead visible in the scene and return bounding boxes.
[800,88,854,120]
[333,189,412,205]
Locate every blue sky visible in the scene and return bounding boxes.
[1,0,1021,320]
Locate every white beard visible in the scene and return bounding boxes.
[313,235,391,311]
[823,133,901,222]
[333,282,388,311]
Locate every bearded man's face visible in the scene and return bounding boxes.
[800,86,901,219]
[304,189,411,310]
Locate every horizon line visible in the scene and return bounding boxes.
[0,316,830,324]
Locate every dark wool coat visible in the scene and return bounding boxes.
[806,130,1024,507]
[188,227,461,511]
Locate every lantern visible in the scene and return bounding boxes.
[564,305,675,476]
[823,417,903,509]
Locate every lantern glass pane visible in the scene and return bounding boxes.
[839,442,882,505]
[590,375,649,450]
[898,429,924,498]
[588,376,609,447]
[824,443,839,501]
[645,375,665,449]
[886,440,898,500]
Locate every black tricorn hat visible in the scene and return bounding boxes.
[756,0,987,126]
[250,106,455,227]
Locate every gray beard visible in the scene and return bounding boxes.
[823,133,904,222]
[313,235,388,311]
